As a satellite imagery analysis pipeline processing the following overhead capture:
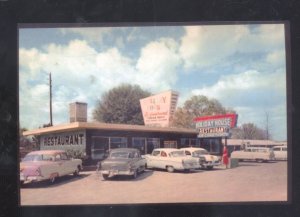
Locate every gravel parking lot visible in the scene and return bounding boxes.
[20,161,288,205]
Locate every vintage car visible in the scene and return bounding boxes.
[180,147,221,169]
[143,148,199,172]
[230,147,275,162]
[20,150,82,185]
[272,146,287,160]
[98,148,147,180]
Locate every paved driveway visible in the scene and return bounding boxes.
[20,161,288,205]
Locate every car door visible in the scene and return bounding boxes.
[147,150,160,168]
[60,152,75,174]
[54,153,71,176]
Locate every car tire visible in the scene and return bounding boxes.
[49,176,56,184]
[132,170,138,179]
[207,166,213,170]
[166,166,175,173]
[102,174,109,180]
[73,168,80,176]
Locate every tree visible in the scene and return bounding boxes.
[230,123,268,140]
[171,95,235,128]
[93,84,151,125]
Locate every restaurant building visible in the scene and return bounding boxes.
[22,91,236,164]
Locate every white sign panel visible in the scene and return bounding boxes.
[40,130,86,151]
[140,90,179,127]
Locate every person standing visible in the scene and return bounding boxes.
[222,144,229,169]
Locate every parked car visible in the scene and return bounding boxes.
[230,147,275,162]
[143,148,199,172]
[20,150,82,185]
[180,147,221,169]
[272,146,287,160]
[98,148,147,180]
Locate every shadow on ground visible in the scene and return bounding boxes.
[20,173,90,188]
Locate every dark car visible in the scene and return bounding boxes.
[98,148,147,180]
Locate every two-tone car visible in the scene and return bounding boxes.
[180,147,221,170]
[98,148,147,180]
[143,148,199,173]
[20,150,82,185]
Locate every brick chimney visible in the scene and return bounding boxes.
[69,102,87,122]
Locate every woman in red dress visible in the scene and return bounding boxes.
[222,145,229,169]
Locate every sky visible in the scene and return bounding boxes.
[19,23,288,141]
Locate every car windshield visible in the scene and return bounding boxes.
[169,151,185,157]
[22,154,53,162]
[110,152,130,159]
[192,150,208,157]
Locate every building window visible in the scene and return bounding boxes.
[164,140,177,148]
[132,137,146,155]
[91,137,109,160]
[201,138,222,155]
[146,138,160,154]
[180,138,197,148]
[110,137,127,149]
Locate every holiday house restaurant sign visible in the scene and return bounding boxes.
[194,114,238,138]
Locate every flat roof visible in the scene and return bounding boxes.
[224,139,287,146]
[23,121,198,136]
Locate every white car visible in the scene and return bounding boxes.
[231,147,275,162]
[144,148,199,172]
[180,147,221,169]
[272,146,287,160]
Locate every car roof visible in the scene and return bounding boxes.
[110,148,139,153]
[26,150,66,155]
[180,147,206,151]
[153,148,181,153]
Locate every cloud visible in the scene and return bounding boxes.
[136,38,182,91]
[191,69,286,105]
[19,36,182,129]
[179,24,285,70]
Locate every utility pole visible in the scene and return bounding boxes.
[49,72,53,126]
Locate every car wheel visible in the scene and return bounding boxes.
[73,169,80,176]
[132,170,138,179]
[49,176,56,184]
[166,166,175,173]
[207,166,213,170]
[102,174,109,180]
[256,159,264,163]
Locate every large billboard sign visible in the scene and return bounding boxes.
[194,114,238,138]
[140,90,179,127]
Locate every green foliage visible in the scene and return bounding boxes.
[172,95,235,128]
[93,84,151,125]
